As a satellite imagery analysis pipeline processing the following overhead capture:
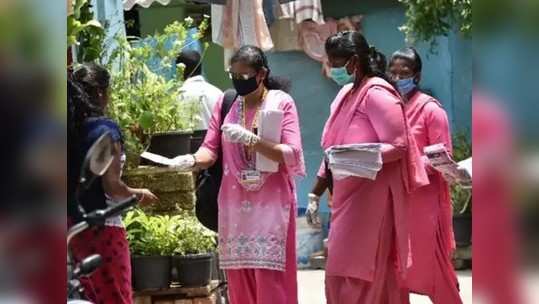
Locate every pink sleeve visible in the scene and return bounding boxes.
[424,102,453,154]
[200,94,225,160]
[365,87,407,162]
[279,98,306,177]
[366,87,429,191]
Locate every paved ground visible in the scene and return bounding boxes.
[298,270,472,304]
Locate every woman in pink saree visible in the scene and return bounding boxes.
[171,45,304,304]
[388,47,463,304]
[320,32,428,303]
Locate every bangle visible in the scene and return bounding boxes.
[191,154,197,167]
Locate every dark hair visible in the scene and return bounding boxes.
[325,31,388,81]
[72,62,110,113]
[68,76,101,136]
[390,47,422,74]
[176,49,202,79]
[230,45,291,93]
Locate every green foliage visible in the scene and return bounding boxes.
[171,216,218,255]
[451,131,472,162]
[67,0,105,63]
[123,209,178,256]
[398,0,472,46]
[124,209,217,257]
[105,18,209,165]
[450,131,472,214]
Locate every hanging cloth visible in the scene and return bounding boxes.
[279,0,324,24]
[123,0,172,10]
[211,0,274,51]
[297,16,363,77]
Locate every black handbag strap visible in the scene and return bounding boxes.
[218,89,237,156]
[220,89,237,127]
[325,159,334,195]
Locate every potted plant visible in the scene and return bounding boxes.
[106,17,209,168]
[451,132,472,246]
[124,209,177,291]
[171,216,217,287]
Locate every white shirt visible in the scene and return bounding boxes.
[178,75,223,130]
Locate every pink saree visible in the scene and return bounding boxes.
[404,91,462,303]
[320,77,428,304]
[201,89,304,304]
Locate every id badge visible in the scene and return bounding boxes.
[240,169,261,184]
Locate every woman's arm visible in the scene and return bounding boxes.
[252,140,285,163]
[193,95,225,169]
[424,102,453,174]
[253,98,305,175]
[311,176,328,197]
[193,147,218,170]
[102,143,157,205]
[366,88,408,163]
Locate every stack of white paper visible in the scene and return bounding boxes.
[256,109,284,173]
[326,143,383,180]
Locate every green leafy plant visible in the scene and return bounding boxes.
[67,0,105,63]
[172,216,217,255]
[124,209,217,256]
[105,18,209,166]
[124,209,178,256]
[398,0,472,46]
[450,131,472,215]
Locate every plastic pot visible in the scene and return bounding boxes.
[131,255,171,291]
[190,130,207,154]
[453,213,472,247]
[142,132,192,166]
[172,253,213,287]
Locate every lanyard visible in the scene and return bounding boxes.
[238,88,268,163]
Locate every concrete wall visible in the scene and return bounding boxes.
[138,3,186,37]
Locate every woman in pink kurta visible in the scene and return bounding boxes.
[389,47,462,304]
[321,32,428,304]
[171,45,304,304]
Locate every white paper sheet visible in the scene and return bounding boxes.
[140,151,176,166]
[256,109,284,172]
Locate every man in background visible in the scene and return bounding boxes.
[176,50,222,138]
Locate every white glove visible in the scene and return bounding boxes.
[170,154,195,171]
[221,124,260,146]
[305,193,322,229]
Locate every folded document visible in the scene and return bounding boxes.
[423,144,472,187]
[256,109,284,172]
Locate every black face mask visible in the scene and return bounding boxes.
[232,75,260,96]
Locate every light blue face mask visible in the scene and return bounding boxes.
[396,77,417,95]
[329,61,355,86]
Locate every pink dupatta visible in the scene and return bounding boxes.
[321,77,428,280]
[321,77,428,193]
